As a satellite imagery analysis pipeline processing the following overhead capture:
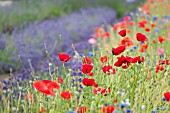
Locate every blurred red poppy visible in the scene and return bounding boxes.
[33,80,60,96]
[118,36,134,47]
[93,87,110,95]
[164,92,170,101]
[100,55,108,63]
[60,91,73,100]
[139,44,148,52]
[138,20,148,28]
[124,16,131,22]
[101,105,115,113]
[159,60,169,65]
[156,65,164,73]
[136,33,148,42]
[25,94,34,102]
[83,57,92,64]
[58,77,64,84]
[39,108,46,113]
[78,106,87,113]
[145,28,151,32]
[158,36,165,43]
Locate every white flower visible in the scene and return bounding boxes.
[141,105,145,110]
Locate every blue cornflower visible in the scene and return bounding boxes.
[67,110,74,113]
[139,41,144,44]
[151,110,157,113]
[152,16,158,21]
[79,54,83,57]
[104,103,109,106]
[88,52,94,56]
[147,17,150,21]
[162,97,166,101]
[133,45,137,49]
[130,48,134,52]
[126,109,132,113]
[155,28,160,33]
[160,54,164,59]
[163,15,168,19]
[120,104,125,109]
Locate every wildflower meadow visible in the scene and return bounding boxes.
[0,0,170,113]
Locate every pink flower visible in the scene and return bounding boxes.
[168,33,170,41]
[88,38,97,45]
[157,48,164,55]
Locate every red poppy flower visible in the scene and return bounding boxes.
[114,55,133,69]
[112,24,119,31]
[102,65,116,75]
[156,65,164,73]
[118,36,134,47]
[152,40,157,44]
[119,21,127,29]
[58,77,63,84]
[33,80,60,96]
[118,29,126,37]
[93,27,110,38]
[25,94,34,102]
[100,56,108,63]
[139,44,148,52]
[145,28,151,32]
[159,60,169,65]
[60,90,73,100]
[101,105,115,113]
[138,20,148,28]
[82,78,98,87]
[93,87,110,95]
[150,23,156,28]
[112,46,126,55]
[103,32,110,38]
[106,106,115,113]
[81,64,94,76]
[158,36,165,43]
[131,56,145,63]
[128,21,135,26]
[148,0,154,4]
[138,21,145,28]
[78,106,87,113]
[136,33,148,42]
[164,92,170,101]
[58,53,71,63]
[83,57,92,64]
[124,16,131,22]
[39,108,46,113]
